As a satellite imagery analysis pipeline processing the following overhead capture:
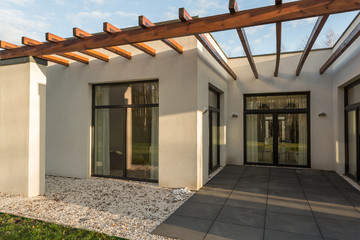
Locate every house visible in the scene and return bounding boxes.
[0,0,359,197]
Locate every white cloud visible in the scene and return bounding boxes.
[245,25,265,35]
[2,0,34,6]
[115,11,139,18]
[0,9,50,45]
[87,0,104,4]
[78,11,111,18]
[289,17,317,28]
[253,38,262,44]
[163,6,177,20]
[185,0,226,16]
[54,0,65,6]
[66,11,111,26]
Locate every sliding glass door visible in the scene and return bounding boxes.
[345,80,360,181]
[92,81,159,181]
[244,93,310,167]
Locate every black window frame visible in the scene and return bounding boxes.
[91,80,159,183]
[209,86,221,173]
[345,79,360,182]
[244,91,311,168]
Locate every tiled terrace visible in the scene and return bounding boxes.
[153,166,360,240]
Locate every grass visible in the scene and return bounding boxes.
[0,212,125,240]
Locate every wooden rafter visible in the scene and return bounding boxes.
[139,16,183,54]
[73,27,131,60]
[23,34,89,64]
[1,0,360,60]
[296,15,329,76]
[74,28,131,60]
[274,0,282,77]
[320,21,360,74]
[179,8,236,80]
[0,40,69,66]
[103,22,156,57]
[229,0,258,79]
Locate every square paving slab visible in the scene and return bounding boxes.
[152,165,360,240]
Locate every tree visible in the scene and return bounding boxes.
[323,29,339,48]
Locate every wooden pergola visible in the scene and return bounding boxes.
[0,0,360,80]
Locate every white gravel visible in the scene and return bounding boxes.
[0,176,194,240]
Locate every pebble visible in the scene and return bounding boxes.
[0,176,194,240]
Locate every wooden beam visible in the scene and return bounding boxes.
[229,0,258,78]
[228,0,239,13]
[274,0,282,77]
[73,27,124,62]
[296,15,329,76]
[139,16,183,54]
[0,41,19,50]
[274,22,281,77]
[1,0,360,59]
[179,8,236,80]
[103,22,156,57]
[320,21,360,74]
[43,33,89,64]
[0,40,69,66]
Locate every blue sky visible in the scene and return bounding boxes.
[0,0,358,57]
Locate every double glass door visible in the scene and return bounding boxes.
[245,93,310,167]
[246,113,308,166]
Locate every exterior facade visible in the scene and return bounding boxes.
[0,15,360,197]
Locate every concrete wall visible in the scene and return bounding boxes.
[227,49,335,170]
[0,58,46,197]
[331,14,360,174]
[46,37,205,189]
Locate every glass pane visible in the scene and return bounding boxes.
[246,114,273,164]
[347,111,357,178]
[278,114,308,166]
[131,82,159,105]
[347,83,360,105]
[94,108,125,177]
[246,95,307,110]
[95,84,130,106]
[95,82,159,106]
[126,107,159,180]
[209,90,219,109]
[212,112,219,169]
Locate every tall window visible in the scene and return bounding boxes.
[209,87,220,173]
[244,93,310,167]
[92,81,159,181]
[345,80,360,181]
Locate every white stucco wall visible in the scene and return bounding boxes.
[28,61,47,197]
[46,36,206,190]
[0,58,46,197]
[196,34,229,185]
[331,14,360,175]
[227,49,335,170]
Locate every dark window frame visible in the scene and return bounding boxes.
[345,78,360,182]
[91,80,159,183]
[243,91,311,168]
[209,86,221,173]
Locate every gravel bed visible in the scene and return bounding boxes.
[0,176,194,240]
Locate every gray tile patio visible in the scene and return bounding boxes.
[152,165,360,240]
